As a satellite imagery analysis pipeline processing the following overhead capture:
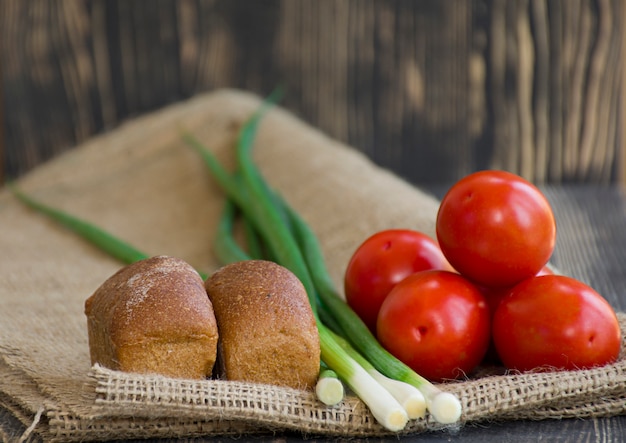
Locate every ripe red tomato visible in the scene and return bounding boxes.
[492,275,622,372]
[344,229,453,333]
[480,265,553,364]
[436,170,556,288]
[376,270,490,382]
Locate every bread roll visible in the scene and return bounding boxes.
[85,255,218,379]
[205,260,320,389]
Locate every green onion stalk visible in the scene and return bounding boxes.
[184,98,410,431]
[184,97,461,425]
[327,329,426,419]
[9,97,463,430]
[279,192,462,424]
[316,362,344,406]
[8,186,152,266]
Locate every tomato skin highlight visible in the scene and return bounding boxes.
[492,275,622,372]
[376,270,491,382]
[344,229,453,333]
[436,170,556,288]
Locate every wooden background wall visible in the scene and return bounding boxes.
[1,0,624,185]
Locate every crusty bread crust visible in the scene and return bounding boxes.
[85,256,218,379]
[206,260,320,389]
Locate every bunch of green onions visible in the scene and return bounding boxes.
[10,95,462,432]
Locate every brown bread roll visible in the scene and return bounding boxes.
[85,255,218,379]
[205,260,320,390]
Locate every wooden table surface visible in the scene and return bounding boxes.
[2,0,625,185]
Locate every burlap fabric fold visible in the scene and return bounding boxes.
[0,89,624,442]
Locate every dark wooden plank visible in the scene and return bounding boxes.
[140,414,626,442]
[19,415,621,443]
[1,0,624,182]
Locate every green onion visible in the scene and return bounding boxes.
[184,101,418,431]
[186,100,462,425]
[241,215,264,260]
[318,323,408,431]
[8,184,151,267]
[214,199,251,264]
[327,329,426,419]
[315,362,345,406]
[279,194,462,424]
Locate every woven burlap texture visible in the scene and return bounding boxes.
[0,89,624,442]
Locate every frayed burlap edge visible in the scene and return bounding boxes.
[25,313,624,442]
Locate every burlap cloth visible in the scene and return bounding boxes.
[1,89,625,442]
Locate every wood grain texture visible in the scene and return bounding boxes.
[1,0,624,184]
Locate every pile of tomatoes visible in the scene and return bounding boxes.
[344,170,622,382]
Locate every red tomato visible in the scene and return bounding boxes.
[436,170,557,288]
[493,275,622,372]
[376,270,491,382]
[481,265,554,364]
[344,229,453,333]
